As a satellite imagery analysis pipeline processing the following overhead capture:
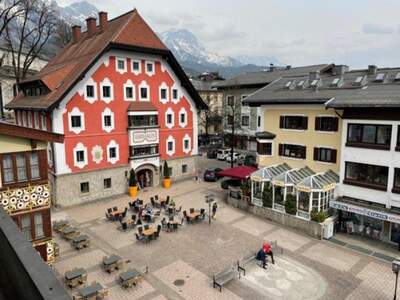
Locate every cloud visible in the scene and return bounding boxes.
[362,23,395,34]
[198,25,245,42]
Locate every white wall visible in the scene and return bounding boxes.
[337,119,400,208]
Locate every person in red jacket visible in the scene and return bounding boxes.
[263,243,275,264]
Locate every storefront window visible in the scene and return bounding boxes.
[391,223,400,243]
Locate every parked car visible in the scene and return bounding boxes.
[226,152,241,163]
[238,154,256,166]
[206,148,218,159]
[217,148,231,160]
[204,168,224,182]
[221,178,241,189]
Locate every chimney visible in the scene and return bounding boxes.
[286,65,291,70]
[72,25,81,43]
[86,17,97,37]
[98,12,108,31]
[332,65,349,76]
[368,65,377,75]
[309,71,320,81]
[269,63,275,72]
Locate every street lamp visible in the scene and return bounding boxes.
[392,260,400,300]
[205,194,214,225]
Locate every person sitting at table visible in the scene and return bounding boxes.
[256,248,267,269]
[263,242,275,264]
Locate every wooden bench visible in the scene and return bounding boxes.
[237,251,257,277]
[212,266,237,292]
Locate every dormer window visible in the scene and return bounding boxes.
[395,72,400,82]
[285,81,293,89]
[331,78,341,87]
[310,79,320,87]
[375,73,386,82]
[296,80,306,89]
[353,75,367,86]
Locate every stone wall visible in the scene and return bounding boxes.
[226,193,323,239]
[53,165,130,207]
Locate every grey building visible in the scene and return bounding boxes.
[213,64,331,152]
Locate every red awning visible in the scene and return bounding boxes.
[217,166,257,180]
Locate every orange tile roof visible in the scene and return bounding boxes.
[6,9,206,111]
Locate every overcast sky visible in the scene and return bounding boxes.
[59,0,400,69]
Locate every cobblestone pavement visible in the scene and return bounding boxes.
[51,168,394,299]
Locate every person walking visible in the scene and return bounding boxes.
[256,248,267,269]
[263,243,275,264]
[212,202,218,219]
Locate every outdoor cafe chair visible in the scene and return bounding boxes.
[150,197,155,207]
[161,218,167,229]
[144,224,149,230]
[113,207,118,212]
[121,222,128,231]
[107,208,112,214]
[135,233,145,242]
[131,214,136,222]
[165,196,170,206]
[169,216,174,221]
[155,195,159,201]
[138,227,143,235]
[154,225,161,238]
[176,206,182,213]
[190,208,195,214]
[180,218,184,226]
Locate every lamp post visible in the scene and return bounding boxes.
[205,194,214,225]
[392,260,400,300]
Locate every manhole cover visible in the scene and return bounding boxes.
[173,279,185,286]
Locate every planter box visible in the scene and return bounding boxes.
[227,193,323,239]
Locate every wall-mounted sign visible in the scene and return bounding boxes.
[330,200,400,224]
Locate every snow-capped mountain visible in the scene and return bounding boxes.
[160,29,242,68]
[56,1,99,25]
[235,55,281,68]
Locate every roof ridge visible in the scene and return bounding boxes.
[111,9,137,43]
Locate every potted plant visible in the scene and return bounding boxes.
[284,194,297,215]
[128,169,138,197]
[163,161,171,188]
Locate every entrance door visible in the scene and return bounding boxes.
[137,169,153,188]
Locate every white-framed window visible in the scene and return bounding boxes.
[123,79,135,101]
[116,57,127,74]
[166,135,175,156]
[68,107,85,134]
[22,111,27,127]
[41,113,47,130]
[183,134,191,154]
[139,80,150,101]
[91,145,103,164]
[131,59,141,75]
[172,87,179,104]
[179,107,187,128]
[165,107,174,129]
[73,142,88,169]
[145,61,155,76]
[159,82,169,104]
[84,78,97,103]
[107,140,120,164]
[101,107,115,133]
[100,77,114,103]
[34,111,39,128]
[27,112,33,128]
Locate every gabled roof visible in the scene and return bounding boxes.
[213,64,332,89]
[273,166,315,186]
[251,163,291,182]
[297,170,339,191]
[6,10,207,111]
[0,121,64,143]
[243,65,400,108]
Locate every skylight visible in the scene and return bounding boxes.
[285,81,292,88]
[375,73,386,82]
[395,72,400,81]
[297,80,305,88]
[310,79,319,86]
[331,78,340,87]
[354,76,363,83]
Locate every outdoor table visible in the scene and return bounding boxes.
[168,220,179,231]
[103,254,123,272]
[188,212,200,219]
[110,210,123,217]
[62,226,80,240]
[143,227,157,237]
[72,234,90,250]
[76,282,104,299]
[65,268,87,288]
[119,269,142,288]
[53,220,69,233]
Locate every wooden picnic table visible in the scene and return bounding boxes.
[72,234,90,250]
[65,268,87,288]
[143,227,157,236]
[75,282,106,300]
[103,254,123,273]
[62,226,80,240]
[119,269,142,288]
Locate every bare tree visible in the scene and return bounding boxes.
[0,0,23,39]
[54,18,71,47]
[4,0,57,83]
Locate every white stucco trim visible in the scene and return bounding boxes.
[101,107,115,133]
[107,140,120,164]
[159,82,169,104]
[123,79,135,101]
[73,143,88,169]
[115,57,127,74]
[100,77,114,103]
[179,107,188,128]
[165,107,174,129]
[91,145,103,164]
[183,134,191,154]
[68,107,85,134]
[166,135,175,156]
[131,59,141,75]
[83,77,97,103]
[145,60,155,76]
[139,80,150,101]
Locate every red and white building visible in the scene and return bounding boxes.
[6,10,206,206]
